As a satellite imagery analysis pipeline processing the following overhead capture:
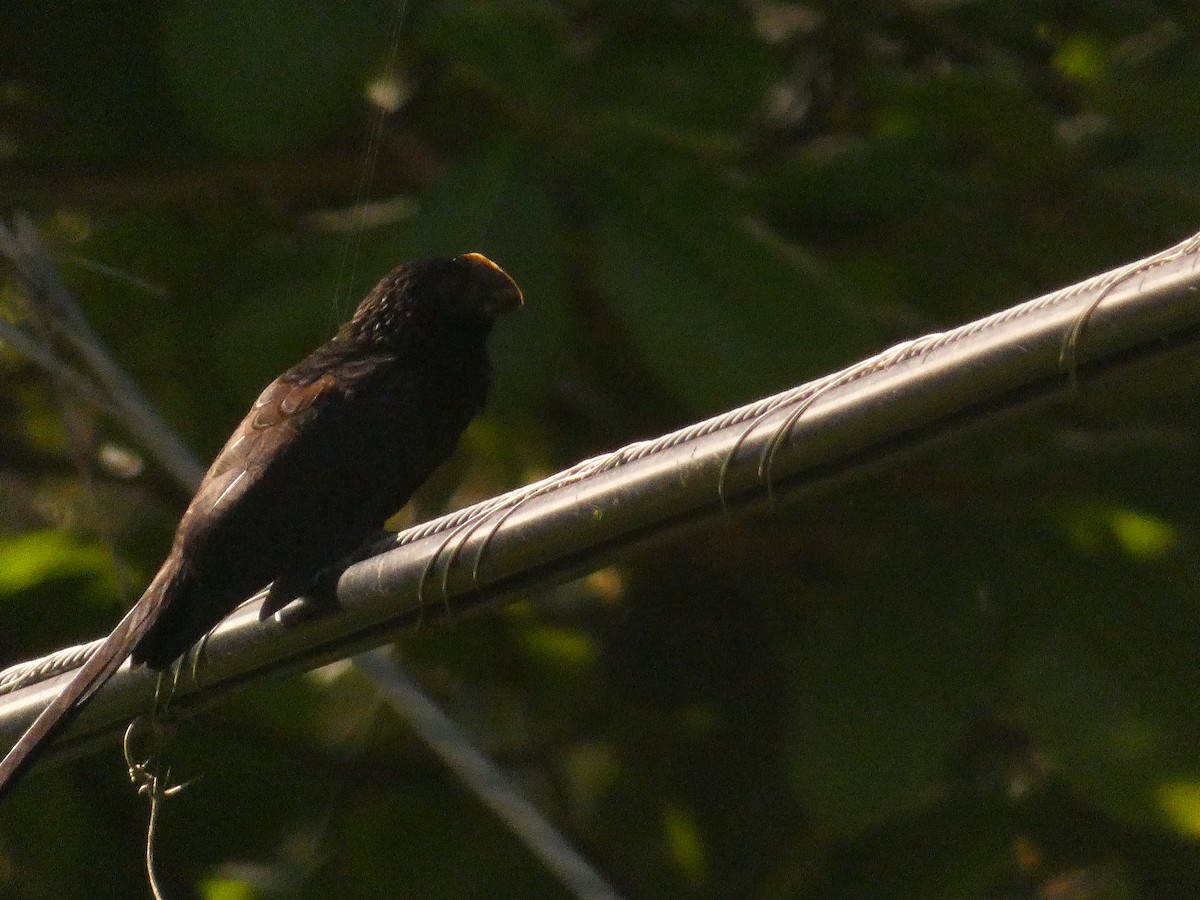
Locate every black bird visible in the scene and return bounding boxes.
[0,252,522,798]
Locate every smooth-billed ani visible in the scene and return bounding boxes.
[0,252,522,798]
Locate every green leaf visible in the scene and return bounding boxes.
[418,1,575,117]
[583,7,778,141]
[594,174,875,412]
[161,0,387,155]
[0,530,113,596]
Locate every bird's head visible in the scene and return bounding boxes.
[347,253,523,345]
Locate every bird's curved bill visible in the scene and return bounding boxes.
[460,252,524,315]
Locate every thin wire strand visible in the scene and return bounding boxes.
[124,717,190,900]
[332,0,409,312]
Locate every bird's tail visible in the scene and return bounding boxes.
[0,558,182,801]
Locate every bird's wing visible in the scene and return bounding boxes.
[206,372,338,479]
[174,352,398,549]
[186,370,351,521]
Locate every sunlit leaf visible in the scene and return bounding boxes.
[663,804,709,886]
[1108,508,1176,558]
[0,530,112,596]
[1157,780,1200,837]
[520,625,597,668]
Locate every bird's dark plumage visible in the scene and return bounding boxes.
[0,252,522,798]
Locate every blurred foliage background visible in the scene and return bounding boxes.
[2,1,1200,898]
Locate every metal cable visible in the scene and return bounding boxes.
[3,228,1200,754]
